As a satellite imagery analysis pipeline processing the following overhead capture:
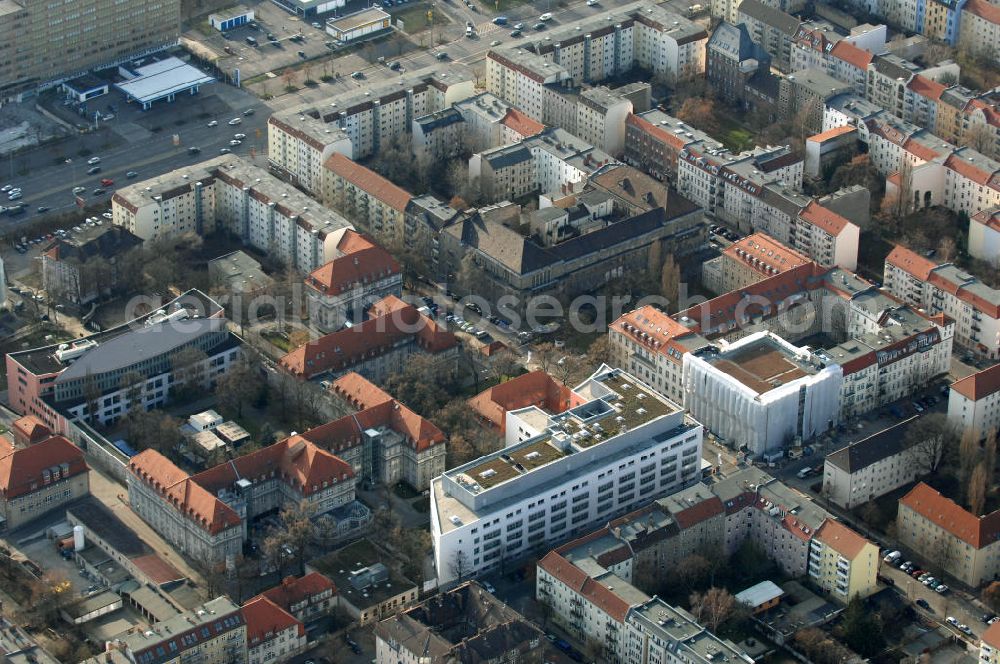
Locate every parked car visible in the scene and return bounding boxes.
[946,617,959,626]
[509,29,522,37]
[234,133,246,139]
[935,584,949,594]
[219,147,232,154]
[87,156,101,165]
[228,117,242,125]
[483,582,496,593]
[916,599,931,610]
[230,139,242,146]
[126,171,138,178]
[351,71,365,79]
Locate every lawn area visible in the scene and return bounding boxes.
[260,328,310,353]
[391,2,450,34]
[716,115,755,152]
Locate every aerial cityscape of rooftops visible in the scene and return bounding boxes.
[1,0,1000,660]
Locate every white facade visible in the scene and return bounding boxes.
[948,365,1000,440]
[682,332,844,455]
[112,155,354,274]
[969,210,1000,264]
[431,366,703,584]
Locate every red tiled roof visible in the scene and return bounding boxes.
[806,125,856,143]
[985,621,1000,650]
[11,415,52,445]
[242,596,305,647]
[903,138,943,162]
[899,482,1000,548]
[965,0,1000,24]
[674,496,724,529]
[0,434,88,500]
[972,207,1000,232]
[945,152,998,186]
[256,573,337,612]
[799,201,850,237]
[502,109,545,138]
[323,154,413,213]
[308,372,445,453]
[723,233,810,275]
[305,230,400,296]
[951,363,1000,401]
[279,296,457,378]
[908,75,948,101]
[815,519,872,559]
[626,113,691,150]
[830,41,874,69]
[612,305,698,361]
[467,370,581,433]
[132,554,184,586]
[886,244,937,280]
[538,550,632,622]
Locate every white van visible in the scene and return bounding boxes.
[539,12,553,20]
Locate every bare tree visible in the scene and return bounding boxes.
[969,462,989,515]
[903,413,953,476]
[660,254,681,312]
[450,550,469,582]
[689,587,736,631]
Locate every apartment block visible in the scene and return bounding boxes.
[304,230,402,333]
[960,0,1000,64]
[412,108,466,165]
[267,65,476,191]
[623,109,717,184]
[0,0,180,101]
[431,365,704,584]
[374,581,548,664]
[706,22,772,106]
[468,370,581,434]
[242,596,306,664]
[279,295,459,384]
[0,425,90,531]
[948,364,1000,440]
[320,153,412,250]
[6,290,240,433]
[808,520,880,600]
[538,532,754,664]
[823,418,932,509]
[575,87,634,157]
[254,572,337,624]
[128,436,359,563]
[40,226,142,306]
[884,244,1000,358]
[105,597,246,664]
[112,156,354,274]
[897,482,1000,587]
[737,0,803,72]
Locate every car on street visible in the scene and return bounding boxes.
[960,624,973,635]
[298,50,307,58]
[483,582,496,593]
[916,599,931,610]
[188,146,201,154]
[491,39,501,45]
[87,166,101,175]
[947,617,959,626]
[219,147,232,154]
[587,0,599,5]
[7,192,21,200]
[126,171,138,178]
[510,29,522,36]
[102,212,113,219]
[36,206,48,213]
[92,188,105,195]
[0,184,10,192]
[436,51,448,59]
[539,12,553,20]
[100,178,114,187]
[228,117,242,125]
[72,186,86,194]
[234,133,246,139]
[243,109,255,116]
[351,71,365,79]
[207,120,218,127]
[936,584,949,594]
[311,21,322,27]
[87,156,101,165]
[230,139,242,146]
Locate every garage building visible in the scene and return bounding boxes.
[326,7,392,44]
[209,7,255,31]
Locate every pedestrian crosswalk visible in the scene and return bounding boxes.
[476,21,502,34]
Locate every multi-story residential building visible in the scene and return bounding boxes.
[242,596,307,664]
[320,153,412,250]
[612,261,953,432]
[452,93,515,152]
[412,108,466,166]
[105,597,246,664]
[948,364,1000,440]
[983,622,1000,664]
[682,332,844,456]
[279,295,459,384]
[469,128,617,202]
[897,482,1000,587]
[267,65,476,190]
[960,0,1000,64]
[128,436,359,563]
[0,427,89,531]
[255,573,338,624]
[5,290,240,433]
[307,372,447,490]
[374,581,549,664]
[112,156,354,273]
[884,244,1000,358]
[304,230,401,333]
[737,0,803,72]
[0,0,180,101]
[575,87,634,157]
[431,365,704,584]
[706,22,772,106]
[623,109,719,184]
[808,519,881,600]
[40,226,142,306]
[823,418,932,508]
[538,532,754,664]
[779,69,853,131]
